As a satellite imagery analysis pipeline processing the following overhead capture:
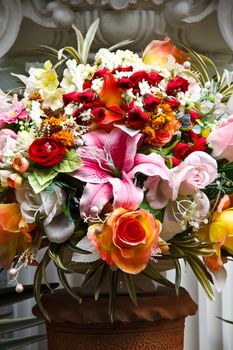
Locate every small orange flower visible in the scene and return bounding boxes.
[88,208,161,274]
[41,116,66,134]
[52,130,75,148]
[142,103,180,146]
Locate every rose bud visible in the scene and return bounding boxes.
[13,156,29,173]
[7,173,23,189]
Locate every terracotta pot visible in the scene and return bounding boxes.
[33,286,197,350]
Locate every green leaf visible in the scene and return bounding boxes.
[94,263,109,301]
[109,269,119,323]
[186,255,214,300]
[216,316,233,324]
[28,174,53,194]
[33,168,57,186]
[0,317,44,335]
[0,335,46,350]
[82,18,100,64]
[33,251,52,322]
[57,268,82,304]
[72,24,84,58]
[139,199,163,221]
[142,263,174,288]
[123,273,137,306]
[108,39,134,52]
[81,259,104,287]
[53,149,82,173]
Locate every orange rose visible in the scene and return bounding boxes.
[142,37,189,68]
[88,208,161,274]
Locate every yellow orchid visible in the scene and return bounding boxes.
[203,195,233,272]
[0,203,34,269]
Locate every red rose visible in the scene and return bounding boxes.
[127,107,148,129]
[173,142,192,160]
[29,137,66,167]
[112,66,133,73]
[166,77,189,95]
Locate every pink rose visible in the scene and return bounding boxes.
[207,116,233,162]
[0,129,17,166]
[145,151,217,209]
[171,151,218,199]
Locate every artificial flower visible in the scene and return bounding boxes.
[87,208,161,274]
[73,127,170,217]
[207,115,233,162]
[142,37,189,68]
[0,203,33,268]
[203,195,233,273]
[28,137,66,167]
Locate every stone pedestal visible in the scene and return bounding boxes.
[33,286,197,350]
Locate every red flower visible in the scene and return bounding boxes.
[166,96,180,109]
[91,107,106,122]
[189,109,200,122]
[146,72,163,85]
[118,77,134,90]
[129,71,148,86]
[127,107,148,129]
[63,90,95,106]
[166,77,189,95]
[192,137,207,152]
[173,142,192,160]
[144,94,160,110]
[29,137,65,167]
[112,66,133,73]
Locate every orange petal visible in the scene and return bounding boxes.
[100,105,125,124]
[143,37,189,68]
[100,73,122,106]
[0,203,21,233]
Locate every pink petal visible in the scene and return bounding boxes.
[79,182,113,217]
[145,176,170,209]
[109,172,143,210]
[104,128,142,173]
[82,129,107,148]
[128,153,170,179]
[73,147,111,183]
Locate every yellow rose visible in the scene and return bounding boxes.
[87,208,161,274]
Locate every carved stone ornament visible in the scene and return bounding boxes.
[0,0,233,57]
[1,0,233,90]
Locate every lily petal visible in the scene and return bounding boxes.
[100,72,122,106]
[110,172,143,210]
[105,128,142,173]
[80,182,113,217]
[128,153,170,179]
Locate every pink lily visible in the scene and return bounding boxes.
[73,127,170,217]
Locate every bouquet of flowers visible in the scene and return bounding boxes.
[1,19,233,320]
